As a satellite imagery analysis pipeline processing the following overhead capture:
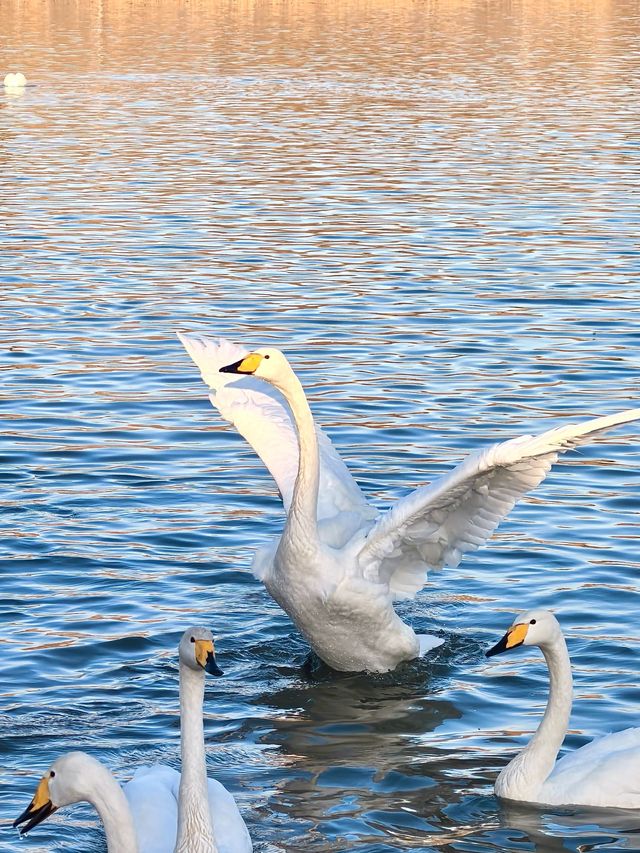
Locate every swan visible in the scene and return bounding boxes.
[486,609,640,808]
[178,332,640,673]
[14,627,252,852]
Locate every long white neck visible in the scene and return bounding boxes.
[174,663,218,853]
[276,367,320,544]
[495,634,573,802]
[85,763,140,853]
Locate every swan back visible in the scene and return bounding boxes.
[206,778,253,853]
[542,727,640,808]
[124,765,181,853]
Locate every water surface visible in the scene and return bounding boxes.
[1,1,640,851]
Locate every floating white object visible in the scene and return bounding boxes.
[3,72,27,88]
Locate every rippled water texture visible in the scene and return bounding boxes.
[2,1,640,850]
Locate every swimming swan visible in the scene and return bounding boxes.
[14,628,252,852]
[178,333,640,673]
[486,609,640,808]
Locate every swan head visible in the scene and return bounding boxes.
[14,752,103,834]
[485,608,562,657]
[179,626,223,675]
[219,347,291,384]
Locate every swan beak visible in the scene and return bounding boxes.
[195,639,224,676]
[14,776,57,834]
[485,622,529,658]
[205,652,224,676]
[219,353,262,375]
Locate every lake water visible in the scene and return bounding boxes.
[2,1,640,850]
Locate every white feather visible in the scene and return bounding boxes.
[358,408,640,598]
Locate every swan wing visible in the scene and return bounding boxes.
[541,728,640,808]
[207,777,253,853]
[357,409,640,599]
[124,764,253,852]
[177,332,370,523]
[124,764,179,853]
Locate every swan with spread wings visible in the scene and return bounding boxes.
[178,333,640,673]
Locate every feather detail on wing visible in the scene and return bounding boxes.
[357,408,640,600]
[177,333,372,527]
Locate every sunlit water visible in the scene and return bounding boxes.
[2,1,640,850]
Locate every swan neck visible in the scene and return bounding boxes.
[88,766,139,853]
[276,368,319,535]
[530,635,573,761]
[174,662,218,853]
[496,634,573,801]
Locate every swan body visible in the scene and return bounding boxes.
[14,628,252,852]
[486,609,640,808]
[127,766,252,853]
[179,332,640,673]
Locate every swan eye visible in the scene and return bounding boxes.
[530,619,536,625]
[50,771,56,778]
[264,354,270,360]
[190,637,195,643]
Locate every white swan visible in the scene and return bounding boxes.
[178,333,640,673]
[486,609,640,808]
[14,627,252,852]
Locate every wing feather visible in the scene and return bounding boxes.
[124,764,179,853]
[206,778,253,853]
[357,409,640,599]
[177,333,371,525]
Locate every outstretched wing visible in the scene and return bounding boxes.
[177,333,371,526]
[357,409,640,599]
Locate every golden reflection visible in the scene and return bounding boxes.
[0,0,627,80]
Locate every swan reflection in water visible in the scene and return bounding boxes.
[249,650,465,849]
[498,799,640,852]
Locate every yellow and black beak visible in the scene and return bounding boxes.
[13,776,57,835]
[195,639,223,676]
[219,353,262,375]
[486,622,529,658]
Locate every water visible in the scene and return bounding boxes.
[2,0,640,850]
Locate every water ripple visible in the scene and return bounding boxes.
[2,1,640,851]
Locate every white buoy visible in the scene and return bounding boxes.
[3,72,27,88]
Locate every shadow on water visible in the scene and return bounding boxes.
[3,0,640,851]
[240,632,489,851]
[497,800,640,852]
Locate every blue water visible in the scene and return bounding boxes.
[2,1,640,850]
